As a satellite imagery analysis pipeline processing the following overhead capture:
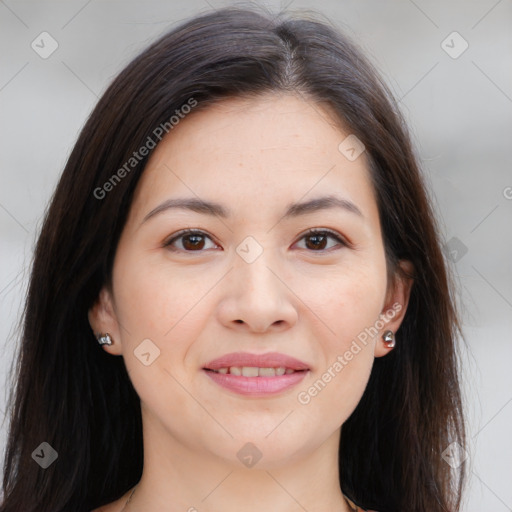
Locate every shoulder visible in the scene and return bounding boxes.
[344,495,379,512]
[89,488,135,512]
[91,504,116,512]
[90,504,123,512]
[89,499,123,512]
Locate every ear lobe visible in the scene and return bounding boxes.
[88,286,123,355]
[374,260,414,358]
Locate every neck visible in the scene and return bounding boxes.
[124,413,353,512]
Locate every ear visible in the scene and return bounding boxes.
[88,286,123,355]
[374,260,414,357]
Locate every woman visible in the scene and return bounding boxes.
[0,6,467,512]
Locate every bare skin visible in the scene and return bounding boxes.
[90,92,413,512]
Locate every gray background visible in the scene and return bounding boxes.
[1,0,511,510]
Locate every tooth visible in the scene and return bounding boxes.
[241,366,259,377]
[224,366,296,377]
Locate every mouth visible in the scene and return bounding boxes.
[202,352,310,396]
[203,351,310,373]
[202,368,309,396]
[203,366,306,376]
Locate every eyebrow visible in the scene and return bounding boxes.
[141,194,363,225]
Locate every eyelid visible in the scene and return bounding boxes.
[162,228,220,251]
[163,227,351,252]
[294,228,351,250]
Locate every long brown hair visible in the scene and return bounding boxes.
[0,6,466,511]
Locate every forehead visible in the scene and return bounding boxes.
[128,92,377,222]
[150,92,351,162]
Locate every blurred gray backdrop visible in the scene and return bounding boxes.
[1,1,511,510]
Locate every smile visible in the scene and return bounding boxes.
[203,368,309,396]
[206,366,299,376]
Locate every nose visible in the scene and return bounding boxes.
[216,250,298,333]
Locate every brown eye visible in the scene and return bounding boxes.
[164,230,218,252]
[181,234,206,250]
[304,233,328,250]
[296,229,346,252]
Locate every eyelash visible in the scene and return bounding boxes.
[162,228,349,253]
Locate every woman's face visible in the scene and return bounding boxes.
[90,92,411,468]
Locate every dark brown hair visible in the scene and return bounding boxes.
[0,6,466,511]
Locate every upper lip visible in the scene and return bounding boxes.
[204,352,310,371]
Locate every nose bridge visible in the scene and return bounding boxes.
[234,240,282,301]
[218,236,297,331]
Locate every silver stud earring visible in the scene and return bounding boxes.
[97,333,113,346]
[382,330,395,348]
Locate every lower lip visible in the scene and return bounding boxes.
[203,369,309,397]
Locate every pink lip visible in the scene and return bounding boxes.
[202,351,310,397]
[204,351,310,371]
[203,369,309,397]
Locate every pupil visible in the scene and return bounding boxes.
[307,234,326,250]
[184,235,204,250]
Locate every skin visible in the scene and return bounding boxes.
[89,92,413,512]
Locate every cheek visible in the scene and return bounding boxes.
[111,253,208,412]
[293,332,375,442]
[293,260,385,413]
[113,250,210,340]
[297,259,387,342]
